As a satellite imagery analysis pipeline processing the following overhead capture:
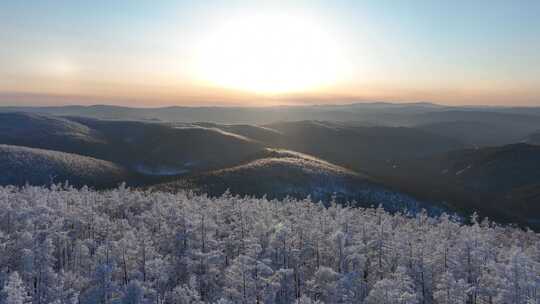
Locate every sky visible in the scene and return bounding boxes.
[1,0,539,107]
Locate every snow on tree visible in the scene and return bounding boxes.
[171,283,203,304]
[366,266,418,304]
[294,295,323,304]
[306,266,339,302]
[0,185,536,304]
[121,281,143,304]
[433,271,469,304]
[4,272,29,304]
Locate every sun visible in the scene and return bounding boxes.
[191,13,349,94]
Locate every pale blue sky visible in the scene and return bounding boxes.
[1,0,539,106]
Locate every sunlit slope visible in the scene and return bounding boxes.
[153,148,436,213]
[0,144,129,187]
[191,122,283,144]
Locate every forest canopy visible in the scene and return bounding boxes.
[0,185,537,304]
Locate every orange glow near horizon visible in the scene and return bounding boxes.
[1,2,539,107]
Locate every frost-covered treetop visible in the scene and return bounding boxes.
[0,185,537,304]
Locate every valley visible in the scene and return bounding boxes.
[1,103,539,229]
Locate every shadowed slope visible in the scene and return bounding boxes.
[0,113,267,175]
[0,112,106,154]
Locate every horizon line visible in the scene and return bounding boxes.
[1,91,539,109]
[0,101,537,110]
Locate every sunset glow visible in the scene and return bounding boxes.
[192,13,350,94]
[1,1,539,106]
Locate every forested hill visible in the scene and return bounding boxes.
[0,185,537,304]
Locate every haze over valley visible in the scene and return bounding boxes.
[1,103,540,229]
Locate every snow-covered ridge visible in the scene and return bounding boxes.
[0,185,536,304]
[214,148,361,177]
[0,144,128,187]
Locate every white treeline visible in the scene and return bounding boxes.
[0,185,538,304]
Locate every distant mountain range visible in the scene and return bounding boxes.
[1,103,539,228]
[3,103,540,147]
[2,102,540,124]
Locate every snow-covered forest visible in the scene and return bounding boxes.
[0,185,538,304]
